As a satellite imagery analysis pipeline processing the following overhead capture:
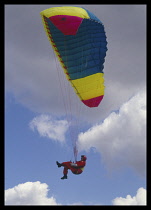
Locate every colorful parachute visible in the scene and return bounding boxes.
[40,6,107,107]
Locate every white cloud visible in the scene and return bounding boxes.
[112,187,146,205]
[5,181,85,206]
[29,115,69,143]
[77,90,146,176]
[5,181,59,205]
[5,182,146,206]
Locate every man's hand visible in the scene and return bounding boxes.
[70,163,77,167]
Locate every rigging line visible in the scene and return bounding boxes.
[64,36,72,123]
[63,35,74,144]
[63,35,75,157]
[73,34,83,160]
[53,48,72,146]
[72,31,82,159]
[76,43,83,137]
[76,20,88,136]
[46,26,73,150]
[74,32,87,160]
[67,35,80,162]
[64,37,73,138]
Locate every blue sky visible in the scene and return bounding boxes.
[5,4,146,205]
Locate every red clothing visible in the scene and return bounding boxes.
[62,160,86,175]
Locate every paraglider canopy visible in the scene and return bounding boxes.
[40,6,107,108]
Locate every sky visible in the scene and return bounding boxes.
[5,4,146,205]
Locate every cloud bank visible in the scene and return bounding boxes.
[78,90,146,176]
[5,5,146,123]
[5,181,59,205]
[29,115,69,143]
[5,182,146,205]
[112,187,146,205]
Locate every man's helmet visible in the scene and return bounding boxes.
[81,155,87,161]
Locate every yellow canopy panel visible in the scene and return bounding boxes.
[71,73,105,101]
[40,6,90,19]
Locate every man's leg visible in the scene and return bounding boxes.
[56,161,72,179]
[61,161,72,169]
[61,167,68,179]
[61,161,72,179]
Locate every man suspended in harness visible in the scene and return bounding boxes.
[56,155,87,179]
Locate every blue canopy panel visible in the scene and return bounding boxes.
[47,18,107,80]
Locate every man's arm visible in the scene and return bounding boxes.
[71,161,85,168]
[70,163,78,168]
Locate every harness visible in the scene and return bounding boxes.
[73,167,84,175]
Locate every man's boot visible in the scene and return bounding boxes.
[61,175,67,179]
[56,161,62,167]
